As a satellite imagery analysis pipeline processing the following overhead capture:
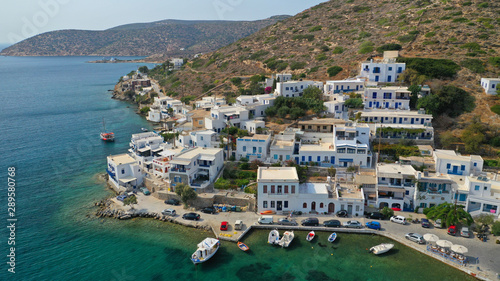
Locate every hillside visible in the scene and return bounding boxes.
[153,0,500,158]
[0,16,289,57]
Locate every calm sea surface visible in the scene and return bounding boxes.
[0,56,476,281]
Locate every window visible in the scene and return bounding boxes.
[302,156,305,162]
[372,92,377,99]
[356,205,360,211]
[320,203,324,208]
[338,148,346,153]
[420,203,427,208]
[484,186,488,190]
[198,120,203,125]
[271,201,275,208]
[259,147,262,153]
[446,163,451,169]
[373,67,380,73]
[357,149,365,154]
[274,154,278,160]
[303,202,307,208]
[277,185,282,194]
[121,169,125,174]
[271,185,275,193]
[286,155,290,160]
[323,126,327,129]
[284,185,288,193]
[493,84,496,89]
[284,201,288,208]
[383,92,391,99]
[243,146,246,152]
[405,190,409,195]
[291,185,295,193]
[347,148,355,154]
[308,156,312,161]
[317,156,321,161]
[200,136,203,140]
[459,194,467,201]
[475,185,480,191]
[263,185,267,193]
[474,162,477,167]
[461,165,465,171]
[388,67,393,71]
[285,87,289,90]
[263,201,268,208]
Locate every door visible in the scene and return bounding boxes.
[411,118,414,124]
[330,156,335,164]
[395,103,399,109]
[375,76,379,82]
[452,166,458,174]
[311,202,316,211]
[277,201,282,211]
[328,203,335,213]
[387,75,392,82]
[347,204,353,215]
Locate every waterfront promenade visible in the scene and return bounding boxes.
[108,193,499,281]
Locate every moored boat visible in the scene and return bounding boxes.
[100,119,114,142]
[237,241,249,251]
[278,231,294,248]
[369,243,394,255]
[141,127,148,132]
[268,230,280,245]
[328,232,337,243]
[306,231,315,242]
[260,210,275,215]
[191,238,219,264]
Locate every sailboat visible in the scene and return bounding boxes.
[100,119,115,142]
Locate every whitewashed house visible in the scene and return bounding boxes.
[147,96,184,122]
[241,120,265,134]
[107,154,144,192]
[236,94,275,118]
[433,150,483,176]
[324,78,365,95]
[257,167,365,215]
[413,172,455,210]
[324,94,348,119]
[359,51,406,83]
[177,130,219,148]
[195,96,226,109]
[363,86,411,110]
[276,81,323,97]
[236,134,271,161]
[129,132,168,171]
[460,175,500,218]
[376,163,416,210]
[480,78,500,95]
[171,58,184,69]
[205,105,250,133]
[359,109,432,125]
[169,147,224,191]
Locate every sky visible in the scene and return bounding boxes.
[0,0,326,45]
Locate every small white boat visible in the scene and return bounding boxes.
[306,231,315,242]
[268,230,280,245]
[370,243,394,255]
[328,232,337,243]
[191,238,219,264]
[278,231,294,248]
[141,128,148,132]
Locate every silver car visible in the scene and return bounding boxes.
[278,218,298,226]
[460,227,470,238]
[343,220,363,228]
[405,233,425,244]
[161,209,176,216]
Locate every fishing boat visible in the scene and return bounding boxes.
[369,243,394,255]
[306,231,315,242]
[191,238,219,264]
[268,230,280,245]
[237,241,249,252]
[278,231,294,248]
[328,232,337,243]
[100,119,114,142]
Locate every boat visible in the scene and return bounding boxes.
[328,233,337,243]
[191,238,219,264]
[369,243,394,255]
[260,210,275,215]
[100,119,114,142]
[278,231,295,248]
[306,231,315,242]
[268,230,280,245]
[141,128,148,132]
[237,241,249,252]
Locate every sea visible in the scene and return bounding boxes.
[0,54,476,281]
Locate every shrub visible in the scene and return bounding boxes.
[358,41,374,54]
[376,43,402,53]
[460,59,485,73]
[477,2,488,8]
[230,77,242,86]
[425,31,436,38]
[491,105,500,115]
[239,162,250,170]
[397,57,460,79]
[332,46,344,54]
[139,106,150,114]
[290,61,307,70]
[397,34,417,43]
[249,50,269,60]
[417,85,475,117]
[292,34,315,41]
[309,25,322,32]
[316,54,327,61]
[460,42,481,51]
[489,57,500,68]
[492,221,500,236]
[327,66,343,77]
[358,31,372,39]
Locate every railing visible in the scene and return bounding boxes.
[447,170,463,175]
[106,169,116,181]
[171,168,186,173]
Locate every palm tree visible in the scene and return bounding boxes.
[424,203,473,227]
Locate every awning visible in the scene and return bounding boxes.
[199,155,215,161]
[138,147,150,152]
[339,158,353,162]
[119,177,137,183]
[170,159,191,165]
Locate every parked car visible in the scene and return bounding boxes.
[324,219,341,228]
[366,212,385,220]
[164,198,180,205]
[343,220,363,228]
[161,209,176,216]
[421,218,430,228]
[301,217,319,226]
[278,218,298,226]
[116,194,128,201]
[460,227,470,238]
[182,212,200,221]
[447,225,457,236]
[234,220,244,230]
[337,210,348,217]
[405,233,425,244]
[365,221,381,230]
[390,215,406,225]
[434,219,443,228]
[139,187,150,195]
[201,207,216,214]
[258,215,274,225]
[220,221,228,231]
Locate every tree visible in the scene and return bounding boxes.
[249,159,264,170]
[380,207,394,219]
[417,86,474,117]
[439,131,458,149]
[265,106,277,117]
[345,98,363,108]
[302,86,323,100]
[475,214,494,230]
[277,106,290,118]
[492,221,500,236]
[174,184,197,207]
[138,66,149,74]
[123,195,137,209]
[424,203,474,227]
[140,106,150,115]
[327,66,343,77]
[398,69,426,85]
[408,85,421,109]
[461,116,485,153]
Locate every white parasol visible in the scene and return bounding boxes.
[450,244,468,254]
[436,240,453,248]
[423,233,439,243]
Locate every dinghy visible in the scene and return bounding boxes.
[306,231,315,242]
[369,243,394,255]
[328,232,337,243]
[268,230,280,245]
[237,241,249,251]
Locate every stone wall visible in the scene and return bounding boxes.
[152,190,256,211]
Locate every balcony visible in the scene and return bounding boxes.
[447,170,463,175]
[106,169,116,181]
[171,167,187,173]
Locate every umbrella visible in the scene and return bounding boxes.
[423,233,439,242]
[436,240,453,248]
[391,207,401,211]
[451,244,468,254]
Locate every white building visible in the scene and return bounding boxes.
[459,175,500,219]
[205,105,250,133]
[375,163,416,210]
[169,147,224,191]
[171,58,184,69]
[480,78,500,95]
[107,154,144,192]
[324,94,348,119]
[414,172,454,210]
[359,109,432,125]
[276,81,323,97]
[324,78,365,95]
[241,119,265,134]
[236,94,275,118]
[373,123,434,145]
[236,134,272,161]
[147,96,184,122]
[359,51,406,83]
[333,123,372,168]
[363,86,411,110]
[195,96,226,109]
[177,130,219,148]
[257,167,365,215]
[129,132,167,171]
[433,150,483,176]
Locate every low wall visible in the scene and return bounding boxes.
[152,191,256,211]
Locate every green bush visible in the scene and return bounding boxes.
[139,106,150,114]
[327,66,343,77]
[417,86,475,117]
[489,57,500,68]
[358,41,374,54]
[309,25,322,32]
[397,34,417,43]
[376,43,402,53]
[397,57,460,79]
[332,46,344,54]
[491,105,500,115]
[460,58,485,73]
[265,57,288,71]
[316,54,327,61]
[292,34,315,41]
[477,2,488,8]
[425,31,436,38]
[290,61,307,70]
[492,221,500,236]
[249,50,269,61]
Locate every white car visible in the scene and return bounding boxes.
[405,233,425,244]
[161,209,176,216]
[343,220,363,228]
[390,215,406,225]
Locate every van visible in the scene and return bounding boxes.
[301,217,319,226]
[258,215,274,224]
[390,215,406,225]
[235,220,244,230]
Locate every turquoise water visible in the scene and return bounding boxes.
[0,56,476,281]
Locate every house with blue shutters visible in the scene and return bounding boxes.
[363,86,411,110]
[413,171,455,211]
[359,51,406,83]
[480,78,500,95]
[236,134,272,161]
[433,149,483,176]
[324,78,365,95]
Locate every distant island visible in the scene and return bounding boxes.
[0,16,289,57]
